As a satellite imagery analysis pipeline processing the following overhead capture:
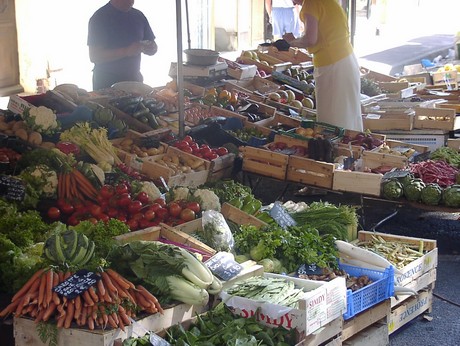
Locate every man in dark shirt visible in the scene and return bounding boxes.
[87,0,158,90]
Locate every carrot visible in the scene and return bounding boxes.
[34,306,46,323]
[99,305,108,328]
[97,278,106,298]
[73,296,82,320]
[103,291,114,304]
[64,173,71,200]
[134,290,152,311]
[106,269,131,290]
[101,272,118,296]
[45,270,54,308]
[57,302,66,318]
[81,306,88,327]
[82,290,94,306]
[110,279,129,299]
[137,285,164,314]
[118,309,131,326]
[111,311,119,325]
[29,307,38,318]
[118,314,126,332]
[107,314,118,329]
[38,272,47,308]
[52,272,60,306]
[88,287,99,303]
[22,290,38,307]
[87,316,95,330]
[58,271,64,283]
[42,301,57,322]
[73,169,98,194]
[64,300,74,328]
[64,271,72,280]
[12,268,45,302]
[57,312,66,328]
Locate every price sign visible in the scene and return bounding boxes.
[269,201,297,229]
[296,263,324,277]
[53,269,100,299]
[150,333,171,346]
[0,175,25,202]
[205,252,243,281]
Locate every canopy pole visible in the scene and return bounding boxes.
[176,0,185,138]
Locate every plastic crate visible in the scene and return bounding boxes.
[340,263,394,320]
[281,120,344,142]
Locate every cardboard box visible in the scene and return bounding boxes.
[447,138,460,152]
[220,273,347,336]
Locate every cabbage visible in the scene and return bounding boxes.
[258,258,275,272]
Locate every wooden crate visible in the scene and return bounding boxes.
[286,156,335,189]
[296,317,343,346]
[447,138,460,152]
[241,146,289,180]
[129,146,211,188]
[114,225,216,256]
[333,170,383,197]
[413,107,459,130]
[263,46,312,65]
[341,299,390,343]
[357,231,438,288]
[363,110,415,131]
[255,112,302,132]
[207,153,236,182]
[14,304,206,346]
[220,202,267,228]
[388,289,433,335]
[361,150,409,169]
[390,268,436,308]
[342,320,389,346]
[435,102,460,112]
[224,75,281,96]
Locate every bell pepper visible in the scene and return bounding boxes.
[56,141,80,156]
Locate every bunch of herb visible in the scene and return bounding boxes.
[203,179,252,204]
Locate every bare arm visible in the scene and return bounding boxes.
[265,0,272,16]
[283,14,318,48]
[141,40,158,56]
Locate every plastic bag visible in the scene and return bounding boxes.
[201,210,235,252]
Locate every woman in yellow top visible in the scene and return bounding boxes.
[283,0,363,132]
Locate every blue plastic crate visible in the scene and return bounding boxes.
[340,263,394,320]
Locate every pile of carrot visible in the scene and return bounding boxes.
[0,267,163,331]
[57,168,98,202]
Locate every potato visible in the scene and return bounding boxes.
[28,131,43,146]
[40,141,56,149]
[11,121,26,132]
[14,128,29,141]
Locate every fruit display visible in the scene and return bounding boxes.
[266,141,307,157]
[110,95,165,129]
[173,135,229,161]
[340,132,384,150]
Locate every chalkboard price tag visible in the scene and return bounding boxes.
[0,175,26,202]
[269,201,297,229]
[205,252,243,281]
[296,263,324,276]
[53,269,100,299]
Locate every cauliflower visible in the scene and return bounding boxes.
[28,164,58,198]
[23,106,59,135]
[140,181,162,201]
[169,187,190,202]
[193,188,221,211]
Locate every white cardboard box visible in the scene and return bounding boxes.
[220,273,347,336]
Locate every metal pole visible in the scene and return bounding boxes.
[185,0,191,50]
[176,0,185,138]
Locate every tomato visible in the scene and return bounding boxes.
[180,208,196,222]
[116,214,127,223]
[128,200,143,215]
[90,205,103,218]
[155,207,169,221]
[100,185,115,199]
[186,201,201,214]
[181,146,193,154]
[205,152,219,160]
[168,202,182,218]
[67,215,79,226]
[115,183,129,195]
[56,199,67,209]
[149,203,162,213]
[189,142,199,152]
[183,135,194,144]
[88,217,98,225]
[107,207,119,218]
[47,207,61,220]
[97,213,110,223]
[117,193,132,208]
[154,198,167,208]
[131,212,145,221]
[143,209,156,221]
[216,147,229,156]
[136,191,150,204]
[60,202,75,215]
[138,218,151,230]
[126,218,139,231]
[200,144,210,150]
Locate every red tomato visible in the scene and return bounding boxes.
[189,142,199,152]
[200,147,212,156]
[97,213,110,223]
[138,218,151,230]
[47,207,61,220]
[117,193,132,208]
[180,208,196,222]
[200,144,210,150]
[116,214,127,223]
[56,198,67,209]
[216,147,229,156]
[143,209,156,221]
[100,185,115,199]
[67,215,79,226]
[131,212,145,221]
[155,207,169,221]
[126,218,139,231]
[183,135,194,144]
[206,152,219,160]
[107,207,119,218]
[168,202,182,218]
[60,202,75,215]
[186,201,201,214]
[128,200,143,215]
[154,198,167,208]
[136,191,150,204]
[90,205,103,217]
[181,146,193,154]
[149,203,162,213]
[115,183,129,195]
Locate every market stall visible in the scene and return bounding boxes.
[1,38,459,345]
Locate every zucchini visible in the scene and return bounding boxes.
[145,112,160,129]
